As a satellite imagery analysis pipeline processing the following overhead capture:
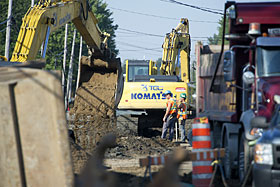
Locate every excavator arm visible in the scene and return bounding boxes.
[160,18,191,83]
[11,0,109,62]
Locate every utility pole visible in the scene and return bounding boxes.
[75,35,83,97]
[62,24,68,97]
[66,29,76,110]
[5,0,13,60]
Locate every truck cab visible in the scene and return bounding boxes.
[255,37,280,120]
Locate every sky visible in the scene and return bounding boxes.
[103,0,280,63]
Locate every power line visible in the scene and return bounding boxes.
[118,27,216,39]
[109,7,218,23]
[116,40,162,53]
[119,28,163,38]
[161,0,223,15]
[0,17,11,26]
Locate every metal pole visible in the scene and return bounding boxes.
[75,35,83,97]
[31,0,34,7]
[66,29,76,110]
[5,0,13,60]
[62,24,68,97]
[41,43,44,56]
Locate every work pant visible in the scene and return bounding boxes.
[161,114,177,140]
[178,118,186,142]
[187,129,192,146]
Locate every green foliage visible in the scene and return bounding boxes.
[90,0,118,55]
[207,18,229,45]
[0,0,30,58]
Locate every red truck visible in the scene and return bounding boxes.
[196,1,280,183]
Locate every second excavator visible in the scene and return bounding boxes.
[118,18,195,136]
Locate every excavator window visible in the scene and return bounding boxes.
[128,65,149,82]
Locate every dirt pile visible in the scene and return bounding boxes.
[107,134,176,158]
[69,139,90,174]
[70,56,119,153]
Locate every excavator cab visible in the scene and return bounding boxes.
[125,60,149,82]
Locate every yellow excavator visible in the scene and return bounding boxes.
[11,0,108,62]
[3,0,122,106]
[118,18,195,135]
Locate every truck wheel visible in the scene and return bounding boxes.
[223,133,231,179]
[238,133,251,183]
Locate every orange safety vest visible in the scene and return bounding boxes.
[177,102,187,119]
[166,98,177,115]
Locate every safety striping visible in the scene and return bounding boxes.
[192,161,212,166]
[153,157,158,165]
[210,151,214,159]
[193,165,213,174]
[160,155,165,165]
[192,141,211,149]
[203,151,207,160]
[139,148,225,166]
[192,173,213,179]
[192,123,210,129]
[192,135,211,142]
[192,128,210,136]
[192,148,212,152]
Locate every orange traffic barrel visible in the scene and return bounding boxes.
[192,117,212,187]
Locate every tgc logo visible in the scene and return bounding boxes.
[141,84,164,91]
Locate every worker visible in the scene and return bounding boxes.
[161,90,177,141]
[177,93,187,142]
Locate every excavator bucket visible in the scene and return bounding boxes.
[76,55,123,115]
[70,55,123,153]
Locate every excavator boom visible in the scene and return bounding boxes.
[11,0,107,62]
[160,18,191,83]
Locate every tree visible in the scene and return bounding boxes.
[207,18,229,45]
[90,0,118,55]
[0,0,30,58]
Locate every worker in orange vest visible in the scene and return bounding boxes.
[161,90,177,141]
[177,93,187,142]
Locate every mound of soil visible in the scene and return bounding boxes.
[69,139,90,174]
[70,56,118,152]
[107,134,176,159]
